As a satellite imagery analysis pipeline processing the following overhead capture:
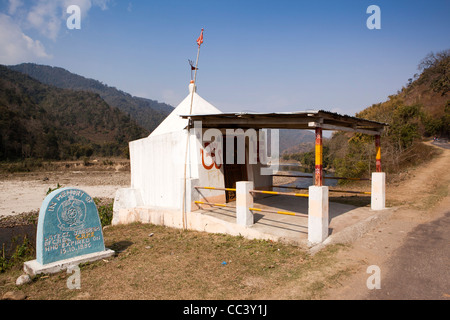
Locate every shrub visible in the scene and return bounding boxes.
[0,236,35,273]
[94,198,114,227]
[46,183,62,195]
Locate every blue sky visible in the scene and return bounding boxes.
[0,0,449,116]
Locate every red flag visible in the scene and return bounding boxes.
[196,28,204,46]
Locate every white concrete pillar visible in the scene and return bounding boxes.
[308,186,329,244]
[371,172,386,210]
[236,181,254,227]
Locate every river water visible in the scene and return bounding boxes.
[274,164,337,191]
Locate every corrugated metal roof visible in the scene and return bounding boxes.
[179,109,387,135]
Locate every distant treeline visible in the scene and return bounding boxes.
[8,63,173,133]
[0,65,149,161]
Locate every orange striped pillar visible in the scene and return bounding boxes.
[315,127,323,186]
[375,135,381,172]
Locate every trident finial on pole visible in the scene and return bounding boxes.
[188,59,198,81]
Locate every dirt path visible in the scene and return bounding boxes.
[319,141,450,299]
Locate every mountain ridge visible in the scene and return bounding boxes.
[8,63,174,133]
[0,64,149,160]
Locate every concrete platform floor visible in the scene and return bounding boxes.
[195,194,387,246]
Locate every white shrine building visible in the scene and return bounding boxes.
[113,81,387,245]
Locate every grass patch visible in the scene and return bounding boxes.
[0,223,351,300]
[417,182,449,211]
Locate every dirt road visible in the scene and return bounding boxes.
[321,142,450,300]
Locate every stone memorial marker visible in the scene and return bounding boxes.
[24,187,114,276]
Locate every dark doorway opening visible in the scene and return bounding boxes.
[223,136,247,202]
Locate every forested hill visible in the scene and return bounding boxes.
[283,49,449,179]
[8,63,173,132]
[329,49,449,179]
[356,50,449,134]
[0,65,149,161]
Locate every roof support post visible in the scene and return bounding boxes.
[308,186,329,244]
[372,135,385,210]
[314,127,323,186]
[236,181,254,227]
[371,172,386,210]
[375,135,382,172]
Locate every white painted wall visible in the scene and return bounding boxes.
[130,130,186,209]
[128,83,225,211]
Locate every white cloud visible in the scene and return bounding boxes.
[92,0,110,11]
[26,1,61,40]
[25,0,108,40]
[0,0,111,64]
[0,13,52,64]
[8,0,23,15]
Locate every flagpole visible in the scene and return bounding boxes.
[190,33,202,113]
[186,49,200,117]
[182,29,203,230]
